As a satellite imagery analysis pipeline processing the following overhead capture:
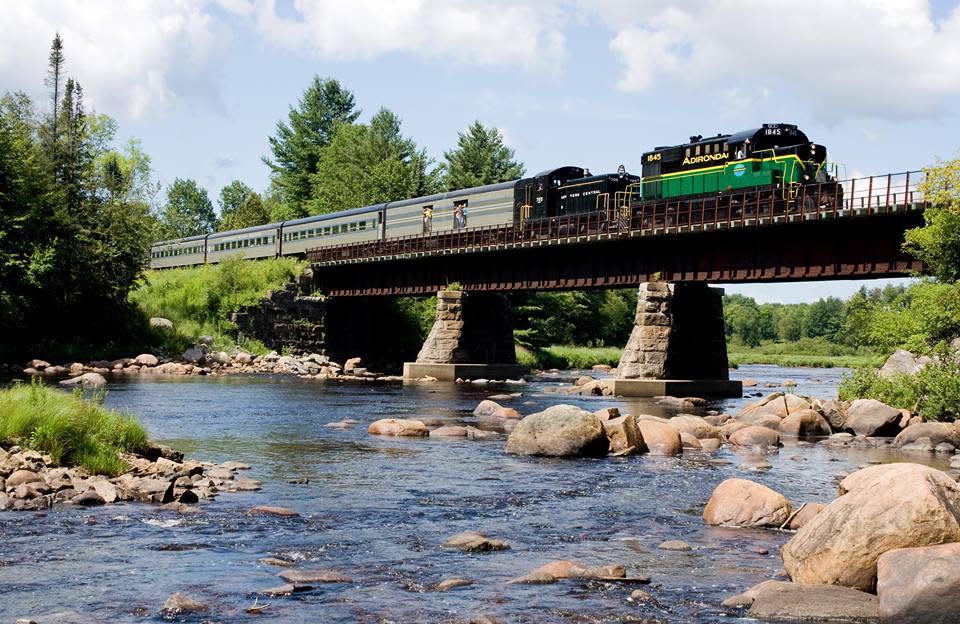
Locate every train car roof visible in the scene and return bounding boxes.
[207,222,279,239]
[151,233,207,248]
[151,179,519,247]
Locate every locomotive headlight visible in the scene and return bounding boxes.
[804,175,810,181]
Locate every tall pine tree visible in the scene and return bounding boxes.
[441,121,524,191]
[264,77,359,217]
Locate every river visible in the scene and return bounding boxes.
[0,365,948,623]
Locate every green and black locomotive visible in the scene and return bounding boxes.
[633,122,839,219]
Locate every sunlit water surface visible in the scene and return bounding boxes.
[0,366,950,623]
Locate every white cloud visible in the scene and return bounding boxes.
[606,0,960,120]
[0,0,228,119]
[249,0,566,70]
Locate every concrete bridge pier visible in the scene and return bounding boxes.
[611,282,742,398]
[403,290,526,381]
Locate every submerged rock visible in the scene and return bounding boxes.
[161,592,208,615]
[279,568,352,584]
[435,578,473,591]
[442,530,510,552]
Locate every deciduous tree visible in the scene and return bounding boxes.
[309,108,438,214]
[159,178,216,239]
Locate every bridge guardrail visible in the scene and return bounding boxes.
[306,171,926,265]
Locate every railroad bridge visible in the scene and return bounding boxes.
[235,172,927,396]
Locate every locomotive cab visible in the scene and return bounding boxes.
[513,166,586,224]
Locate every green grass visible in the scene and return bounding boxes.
[516,338,884,371]
[130,256,305,354]
[727,352,884,369]
[517,345,622,370]
[0,380,149,476]
[727,337,884,369]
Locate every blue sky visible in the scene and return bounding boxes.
[3,0,960,303]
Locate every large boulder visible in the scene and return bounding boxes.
[635,419,682,455]
[893,422,960,449]
[876,542,960,624]
[134,353,158,367]
[703,478,792,528]
[879,349,922,378]
[505,405,608,457]
[728,425,780,448]
[669,414,721,439]
[845,399,902,437]
[779,409,832,438]
[602,415,645,454]
[367,418,429,437]
[782,463,960,591]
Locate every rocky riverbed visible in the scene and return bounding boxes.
[1,366,957,623]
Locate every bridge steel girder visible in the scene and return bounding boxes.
[310,211,925,297]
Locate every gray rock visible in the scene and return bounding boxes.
[658,540,692,551]
[71,490,105,506]
[746,581,878,621]
[148,317,174,329]
[877,542,960,624]
[879,349,922,378]
[181,347,205,364]
[846,399,902,437]
[505,405,608,457]
[893,422,960,449]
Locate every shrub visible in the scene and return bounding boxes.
[129,256,305,353]
[0,380,149,476]
[838,350,960,422]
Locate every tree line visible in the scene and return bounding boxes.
[155,77,524,239]
[0,35,156,359]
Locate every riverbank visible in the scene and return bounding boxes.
[0,382,265,512]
